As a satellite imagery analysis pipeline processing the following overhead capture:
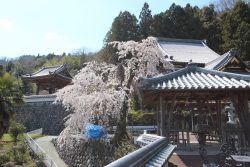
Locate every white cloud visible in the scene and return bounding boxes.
[0,18,12,30]
[46,32,63,40]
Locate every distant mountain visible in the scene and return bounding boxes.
[0,56,19,64]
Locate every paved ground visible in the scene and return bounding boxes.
[35,136,68,167]
[35,134,247,167]
[168,134,221,167]
[35,134,220,167]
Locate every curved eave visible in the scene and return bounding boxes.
[21,73,72,82]
[172,61,205,67]
[138,64,250,92]
[139,86,250,91]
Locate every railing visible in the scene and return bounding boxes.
[169,128,190,151]
[26,128,58,167]
[105,134,175,167]
[113,125,157,135]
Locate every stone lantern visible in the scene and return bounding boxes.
[224,104,238,128]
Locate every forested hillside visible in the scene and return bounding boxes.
[1,0,250,95]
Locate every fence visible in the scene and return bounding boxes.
[105,134,176,167]
[26,128,58,167]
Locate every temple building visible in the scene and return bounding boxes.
[156,37,250,74]
[21,64,72,95]
[138,37,250,148]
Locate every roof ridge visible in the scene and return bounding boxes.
[156,37,205,44]
[201,42,220,57]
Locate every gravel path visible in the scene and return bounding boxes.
[35,136,68,167]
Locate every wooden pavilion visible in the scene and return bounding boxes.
[21,64,72,95]
[138,62,250,147]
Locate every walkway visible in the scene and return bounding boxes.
[35,136,68,167]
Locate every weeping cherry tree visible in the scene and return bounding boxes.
[55,37,174,146]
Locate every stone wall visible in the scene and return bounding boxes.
[52,137,115,167]
[14,97,70,135]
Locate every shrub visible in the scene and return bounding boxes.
[8,121,26,144]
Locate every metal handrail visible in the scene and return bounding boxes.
[26,129,58,167]
[105,135,168,167]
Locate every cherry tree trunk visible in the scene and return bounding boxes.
[113,100,129,146]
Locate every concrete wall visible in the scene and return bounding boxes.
[14,95,70,135]
[52,137,115,167]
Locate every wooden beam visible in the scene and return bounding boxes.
[166,92,177,139]
[160,94,165,136]
[156,95,160,136]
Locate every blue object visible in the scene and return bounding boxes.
[84,123,107,138]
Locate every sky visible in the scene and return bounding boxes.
[0,0,213,58]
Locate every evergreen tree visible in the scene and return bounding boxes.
[104,11,140,43]
[6,61,15,73]
[151,12,169,37]
[139,2,153,39]
[219,0,250,56]
[0,65,4,77]
[100,11,140,64]
[200,4,221,53]
[234,21,250,60]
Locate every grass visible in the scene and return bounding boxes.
[2,134,26,142]
[2,134,12,141]
[0,133,44,166]
[29,133,43,140]
[2,133,43,142]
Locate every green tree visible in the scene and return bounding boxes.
[0,64,4,76]
[199,4,221,53]
[234,21,250,60]
[151,12,169,37]
[104,11,140,43]
[128,93,144,131]
[0,73,24,138]
[6,61,15,73]
[99,11,140,64]
[219,0,250,55]
[139,2,153,39]
[8,121,26,144]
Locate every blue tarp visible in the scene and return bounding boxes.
[84,123,107,138]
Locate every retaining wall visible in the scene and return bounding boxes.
[14,95,69,135]
[52,137,115,167]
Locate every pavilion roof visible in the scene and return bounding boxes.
[205,48,250,74]
[21,64,72,80]
[156,37,220,64]
[138,63,250,91]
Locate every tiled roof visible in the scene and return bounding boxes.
[156,38,220,64]
[21,64,72,80]
[139,63,250,90]
[24,94,57,99]
[205,48,250,72]
[205,52,229,70]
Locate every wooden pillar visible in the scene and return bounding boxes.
[216,100,222,135]
[243,92,250,121]
[166,92,177,139]
[156,97,160,136]
[36,85,40,95]
[160,94,165,136]
[230,92,250,145]
[51,83,55,94]
[207,101,218,134]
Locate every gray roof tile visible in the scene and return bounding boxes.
[156,38,220,64]
[139,63,250,90]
